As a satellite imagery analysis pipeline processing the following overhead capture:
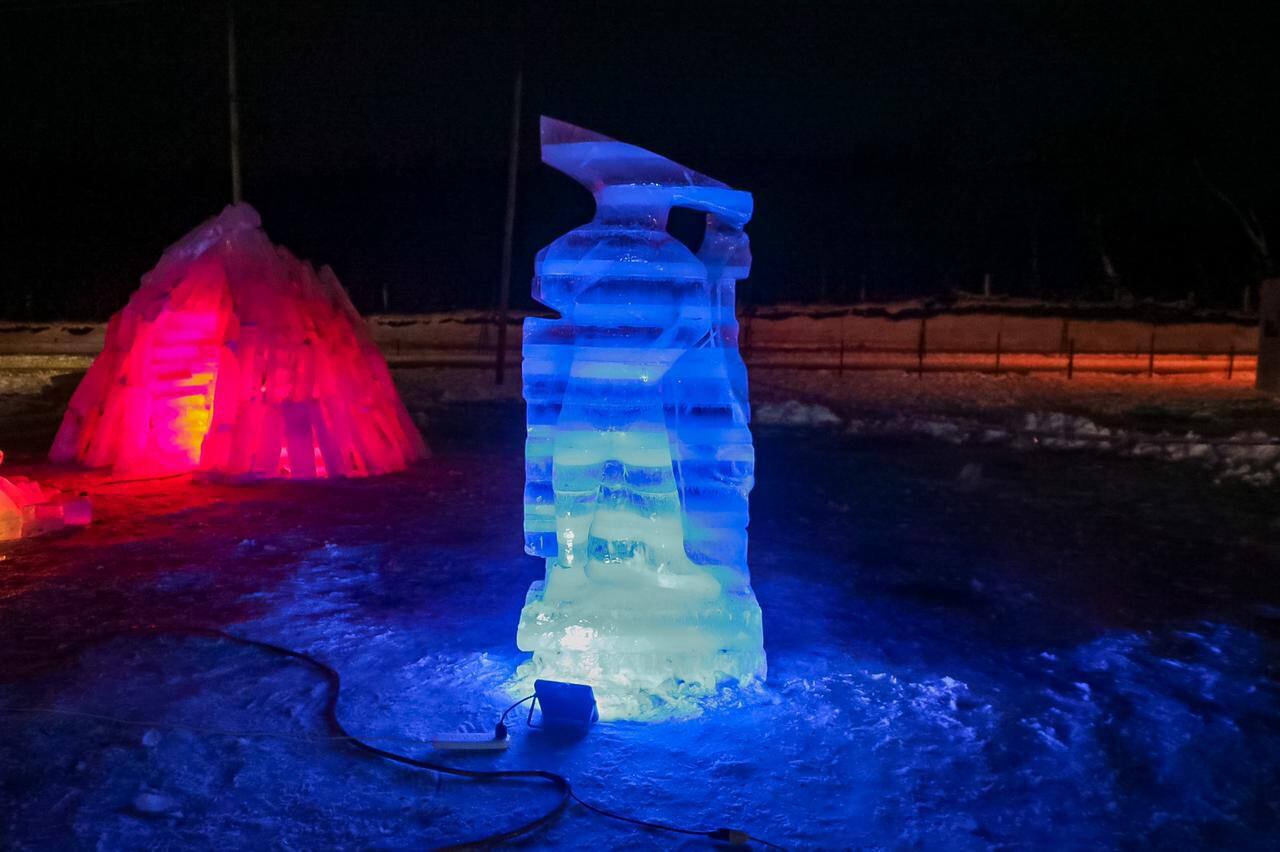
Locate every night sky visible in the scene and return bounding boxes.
[3,0,1279,319]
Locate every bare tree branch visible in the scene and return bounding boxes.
[1195,160,1271,268]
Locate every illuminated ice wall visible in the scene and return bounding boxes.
[51,204,426,479]
[517,118,766,715]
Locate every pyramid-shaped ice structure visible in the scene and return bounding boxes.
[51,204,427,479]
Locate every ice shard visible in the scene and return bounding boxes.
[516,117,766,715]
[0,450,92,541]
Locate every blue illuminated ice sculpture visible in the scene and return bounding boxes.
[516,117,766,716]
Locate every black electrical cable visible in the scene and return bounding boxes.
[7,628,786,849]
[569,791,787,849]
[495,693,535,740]
[50,629,569,848]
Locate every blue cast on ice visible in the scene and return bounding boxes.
[517,117,766,717]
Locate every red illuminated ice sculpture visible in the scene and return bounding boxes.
[50,204,426,479]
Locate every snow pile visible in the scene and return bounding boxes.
[1016,411,1118,449]
[1209,431,1280,486]
[754,400,842,426]
[847,413,1007,445]
[1014,415,1280,486]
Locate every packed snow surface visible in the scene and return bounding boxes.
[2,391,1278,848]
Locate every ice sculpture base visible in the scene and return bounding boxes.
[515,577,766,720]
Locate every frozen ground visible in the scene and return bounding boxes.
[2,367,1279,849]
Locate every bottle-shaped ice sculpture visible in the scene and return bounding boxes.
[517,117,765,714]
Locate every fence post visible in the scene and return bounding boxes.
[995,330,1002,376]
[917,316,927,378]
[1148,328,1156,378]
[1227,343,1235,380]
[1067,338,1075,379]
[838,313,846,376]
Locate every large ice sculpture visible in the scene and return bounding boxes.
[516,118,765,715]
[50,204,426,479]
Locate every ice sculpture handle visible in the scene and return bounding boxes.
[668,187,753,230]
[669,189,753,286]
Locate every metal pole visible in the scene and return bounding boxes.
[494,67,522,385]
[994,330,1002,375]
[838,314,846,375]
[1147,328,1156,378]
[1067,338,1075,380]
[227,0,242,204]
[1227,343,1235,380]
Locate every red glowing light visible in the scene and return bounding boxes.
[50,204,427,479]
[0,450,90,541]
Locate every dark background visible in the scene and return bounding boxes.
[2,0,1278,319]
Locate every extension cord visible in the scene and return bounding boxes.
[5,628,785,849]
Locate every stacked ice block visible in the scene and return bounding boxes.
[517,118,766,713]
[50,204,427,479]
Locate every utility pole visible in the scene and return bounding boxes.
[494,66,522,384]
[227,0,242,203]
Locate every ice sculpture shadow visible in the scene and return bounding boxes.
[515,118,766,718]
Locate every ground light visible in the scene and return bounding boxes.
[527,679,599,734]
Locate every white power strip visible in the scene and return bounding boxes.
[431,731,510,752]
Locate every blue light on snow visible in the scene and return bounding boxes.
[515,117,766,719]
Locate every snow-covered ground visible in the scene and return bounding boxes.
[750,369,1280,487]
[373,363,1280,488]
[2,367,1279,848]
